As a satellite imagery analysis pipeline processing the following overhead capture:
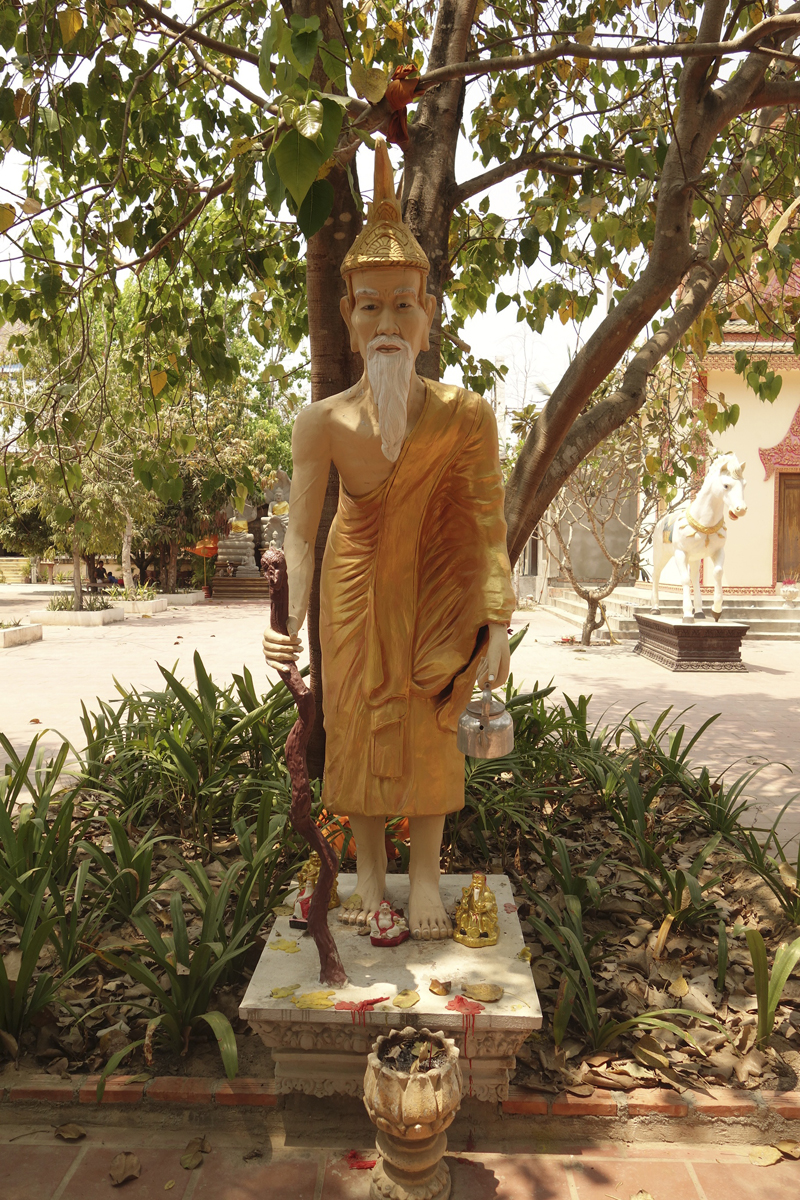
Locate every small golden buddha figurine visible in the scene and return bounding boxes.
[290,852,339,930]
[452,872,499,948]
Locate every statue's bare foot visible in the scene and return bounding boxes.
[409,880,453,941]
[338,877,385,926]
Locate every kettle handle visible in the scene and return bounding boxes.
[480,680,494,723]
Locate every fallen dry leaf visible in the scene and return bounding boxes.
[462,983,504,1003]
[749,1146,783,1166]
[429,979,451,996]
[164,1182,175,1191]
[243,1148,263,1162]
[0,1030,19,1059]
[180,1151,203,1170]
[392,990,420,1009]
[184,1136,211,1155]
[55,1123,86,1141]
[270,984,300,998]
[773,1140,800,1160]
[668,975,689,998]
[631,1192,655,1200]
[109,1152,141,1185]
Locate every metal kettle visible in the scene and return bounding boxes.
[456,684,514,759]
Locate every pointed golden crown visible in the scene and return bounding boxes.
[340,139,429,279]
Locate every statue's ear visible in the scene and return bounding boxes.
[340,294,359,353]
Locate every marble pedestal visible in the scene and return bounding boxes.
[240,874,541,1102]
[216,533,260,578]
[634,613,749,671]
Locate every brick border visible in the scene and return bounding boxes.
[500,1085,800,1119]
[2,1077,800,1119]
[1,1075,279,1108]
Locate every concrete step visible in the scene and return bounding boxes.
[0,557,29,583]
[545,587,800,640]
[211,577,270,600]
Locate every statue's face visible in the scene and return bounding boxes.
[341,267,436,364]
[274,489,283,501]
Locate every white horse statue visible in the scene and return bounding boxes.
[651,453,748,621]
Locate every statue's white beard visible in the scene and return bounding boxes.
[365,335,415,462]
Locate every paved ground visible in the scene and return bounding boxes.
[1,585,798,841]
[1,1126,799,1200]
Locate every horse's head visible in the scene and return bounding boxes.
[710,453,748,519]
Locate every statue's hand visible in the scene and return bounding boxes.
[476,622,510,689]
[262,620,303,671]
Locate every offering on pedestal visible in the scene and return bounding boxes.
[453,872,499,948]
[369,900,410,947]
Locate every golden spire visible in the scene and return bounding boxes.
[340,139,430,279]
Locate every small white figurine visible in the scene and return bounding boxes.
[369,900,410,947]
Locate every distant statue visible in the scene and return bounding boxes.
[651,453,747,621]
[218,498,260,578]
[261,470,292,550]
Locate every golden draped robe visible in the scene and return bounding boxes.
[320,379,515,818]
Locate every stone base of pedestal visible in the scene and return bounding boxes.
[240,874,541,1103]
[634,613,749,671]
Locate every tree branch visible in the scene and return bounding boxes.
[121,0,259,66]
[453,150,621,206]
[417,16,800,88]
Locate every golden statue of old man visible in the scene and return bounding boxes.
[263,141,514,940]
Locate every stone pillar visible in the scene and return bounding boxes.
[363,1027,461,1200]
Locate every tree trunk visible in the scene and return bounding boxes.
[302,157,364,778]
[72,534,83,611]
[285,0,364,780]
[159,542,168,586]
[167,539,179,593]
[403,0,478,381]
[122,513,134,591]
[581,599,603,646]
[86,552,97,585]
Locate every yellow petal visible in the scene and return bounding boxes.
[269,937,301,954]
[291,990,335,1010]
[271,984,300,998]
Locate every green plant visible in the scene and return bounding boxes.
[43,861,104,973]
[0,618,21,629]
[97,893,254,1077]
[0,873,86,1045]
[75,657,302,836]
[734,823,800,924]
[716,920,728,992]
[684,765,764,835]
[81,816,169,920]
[537,834,610,911]
[0,736,82,922]
[745,929,800,1048]
[627,834,722,931]
[522,891,721,1051]
[54,571,70,583]
[47,591,111,611]
[105,583,158,601]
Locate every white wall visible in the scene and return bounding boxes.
[707,368,800,588]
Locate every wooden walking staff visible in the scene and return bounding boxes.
[262,547,347,987]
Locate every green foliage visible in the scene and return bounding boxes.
[745,930,800,1048]
[627,834,722,928]
[47,591,110,611]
